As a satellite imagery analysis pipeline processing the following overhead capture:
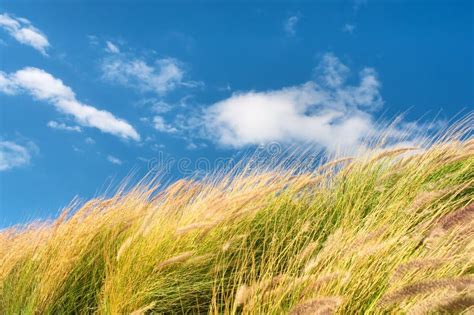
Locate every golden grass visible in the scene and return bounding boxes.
[289,296,343,315]
[0,115,473,314]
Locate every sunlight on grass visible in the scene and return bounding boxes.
[0,115,473,314]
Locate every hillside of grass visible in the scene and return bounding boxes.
[0,119,473,314]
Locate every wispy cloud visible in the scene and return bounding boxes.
[101,52,201,96]
[107,155,123,165]
[87,35,99,46]
[0,139,37,171]
[136,98,173,113]
[152,116,179,133]
[353,0,368,11]
[0,13,50,55]
[284,15,299,36]
[47,121,82,132]
[105,40,120,53]
[138,95,195,114]
[0,71,17,94]
[0,67,140,141]
[342,23,356,34]
[186,142,207,150]
[203,53,383,152]
[315,53,351,88]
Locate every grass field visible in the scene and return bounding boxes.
[0,116,473,314]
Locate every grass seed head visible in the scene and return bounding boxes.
[155,251,194,270]
[289,296,343,315]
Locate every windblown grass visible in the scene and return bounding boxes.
[0,115,473,314]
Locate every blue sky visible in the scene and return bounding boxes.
[0,1,472,227]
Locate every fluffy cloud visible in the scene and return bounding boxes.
[284,15,299,36]
[102,55,198,96]
[0,140,37,171]
[0,13,50,55]
[204,53,383,152]
[0,67,140,141]
[47,121,82,132]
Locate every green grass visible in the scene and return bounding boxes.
[0,118,473,314]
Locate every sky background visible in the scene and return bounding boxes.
[0,0,472,228]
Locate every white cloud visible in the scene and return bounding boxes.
[204,53,383,152]
[0,67,140,141]
[0,71,18,94]
[101,55,198,96]
[105,40,120,53]
[153,116,178,133]
[107,155,123,165]
[0,13,50,55]
[0,140,37,171]
[47,120,82,132]
[284,15,299,36]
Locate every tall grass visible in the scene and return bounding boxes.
[0,115,473,314]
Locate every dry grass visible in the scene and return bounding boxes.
[0,115,473,314]
[289,296,343,315]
